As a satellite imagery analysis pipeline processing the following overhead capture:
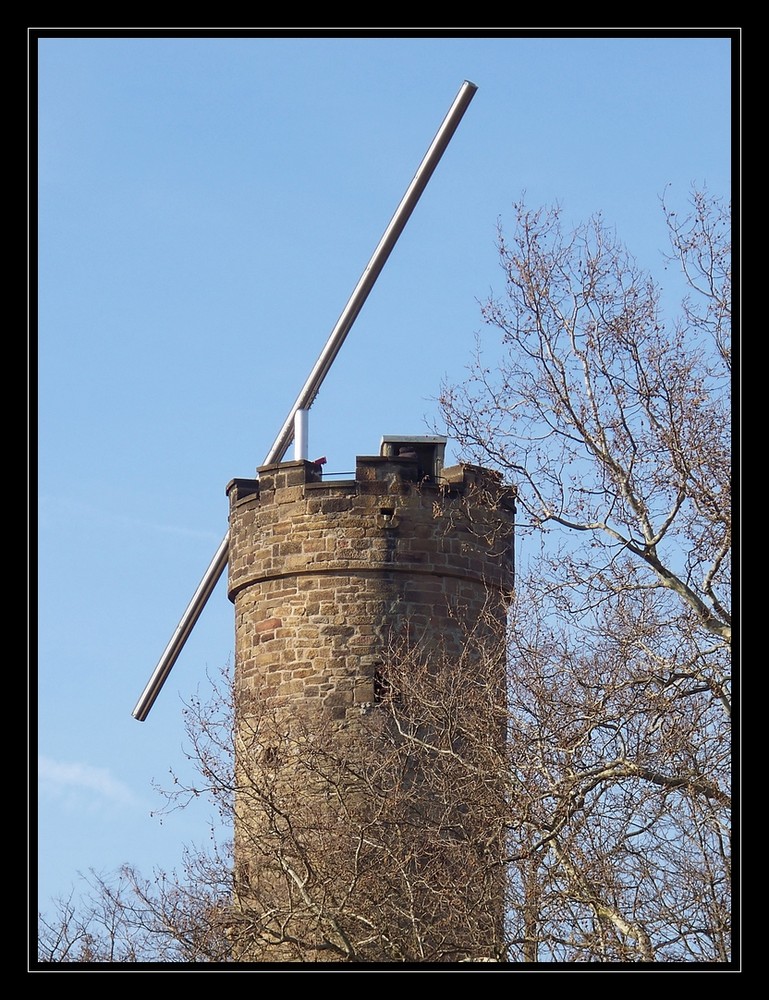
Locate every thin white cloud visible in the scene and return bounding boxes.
[38,495,220,542]
[38,755,144,812]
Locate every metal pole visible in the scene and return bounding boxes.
[132,533,229,721]
[294,409,309,461]
[132,80,478,721]
[263,80,478,466]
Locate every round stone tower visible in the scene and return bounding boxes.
[225,435,515,962]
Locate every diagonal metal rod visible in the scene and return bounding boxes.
[132,80,478,721]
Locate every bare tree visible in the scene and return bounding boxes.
[38,634,512,966]
[186,631,512,964]
[440,189,730,650]
[37,190,731,965]
[440,188,731,962]
[37,851,235,963]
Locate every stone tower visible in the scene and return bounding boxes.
[225,435,515,962]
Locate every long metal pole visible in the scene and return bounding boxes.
[263,80,478,466]
[132,80,478,721]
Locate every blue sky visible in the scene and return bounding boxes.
[35,31,734,918]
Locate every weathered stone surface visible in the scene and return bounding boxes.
[226,451,515,961]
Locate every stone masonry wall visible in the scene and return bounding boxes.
[227,455,515,722]
[225,450,515,960]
